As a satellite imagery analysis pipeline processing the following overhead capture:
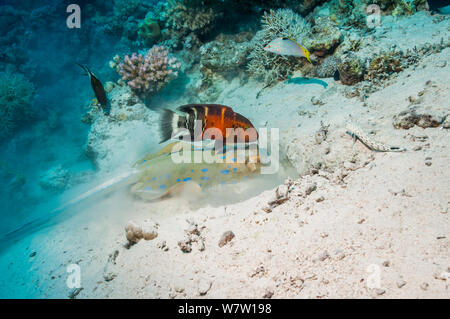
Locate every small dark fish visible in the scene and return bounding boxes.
[427,0,450,13]
[333,69,340,81]
[77,63,110,115]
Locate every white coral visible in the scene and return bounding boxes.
[247,9,310,84]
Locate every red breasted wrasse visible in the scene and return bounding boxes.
[159,104,258,145]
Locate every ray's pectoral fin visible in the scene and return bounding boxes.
[130,182,166,201]
[162,181,202,201]
[131,181,202,202]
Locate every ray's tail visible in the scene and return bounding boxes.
[1,169,139,243]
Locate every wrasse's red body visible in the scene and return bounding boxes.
[160,104,258,144]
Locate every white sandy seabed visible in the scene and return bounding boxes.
[0,12,448,298]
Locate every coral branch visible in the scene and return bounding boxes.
[116,46,181,97]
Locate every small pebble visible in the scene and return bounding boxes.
[397,280,407,288]
[375,289,386,296]
[103,272,117,282]
[218,231,235,247]
[263,289,274,299]
[315,196,325,202]
[175,286,185,293]
[318,251,330,262]
[420,282,429,291]
[198,279,212,296]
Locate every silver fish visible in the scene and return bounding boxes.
[264,37,312,63]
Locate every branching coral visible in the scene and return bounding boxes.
[116,46,181,97]
[0,72,34,139]
[247,9,311,85]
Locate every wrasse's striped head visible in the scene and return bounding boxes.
[160,104,258,144]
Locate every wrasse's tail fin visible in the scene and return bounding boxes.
[0,169,139,244]
[159,109,187,143]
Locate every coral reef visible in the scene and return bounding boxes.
[365,52,404,82]
[247,9,310,84]
[137,14,161,47]
[115,46,181,97]
[303,16,343,56]
[93,0,150,43]
[163,0,217,36]
[199,32,254,82]
[337,54,365,85]
[125,220,158,245]
[316,56,341,78]
[0,72,35,139]
[393,107,446,129]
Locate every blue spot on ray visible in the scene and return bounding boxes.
[183,177,192,182]
[201,176,210,181]
[221,169,230,175]
[233,167,237,172]
[176,178,181,182]
[159,184,166,189]
[201,168,208,172]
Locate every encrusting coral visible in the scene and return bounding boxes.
[247,9,311,84]
[316,55,341,78]
[94,0,150,41]
[115,45,181,97]
[303,16,343,56]
[0,72,35,139]
[163,0,217,36]
[337,53,365,85]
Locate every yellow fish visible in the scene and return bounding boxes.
[264,37,312,63]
